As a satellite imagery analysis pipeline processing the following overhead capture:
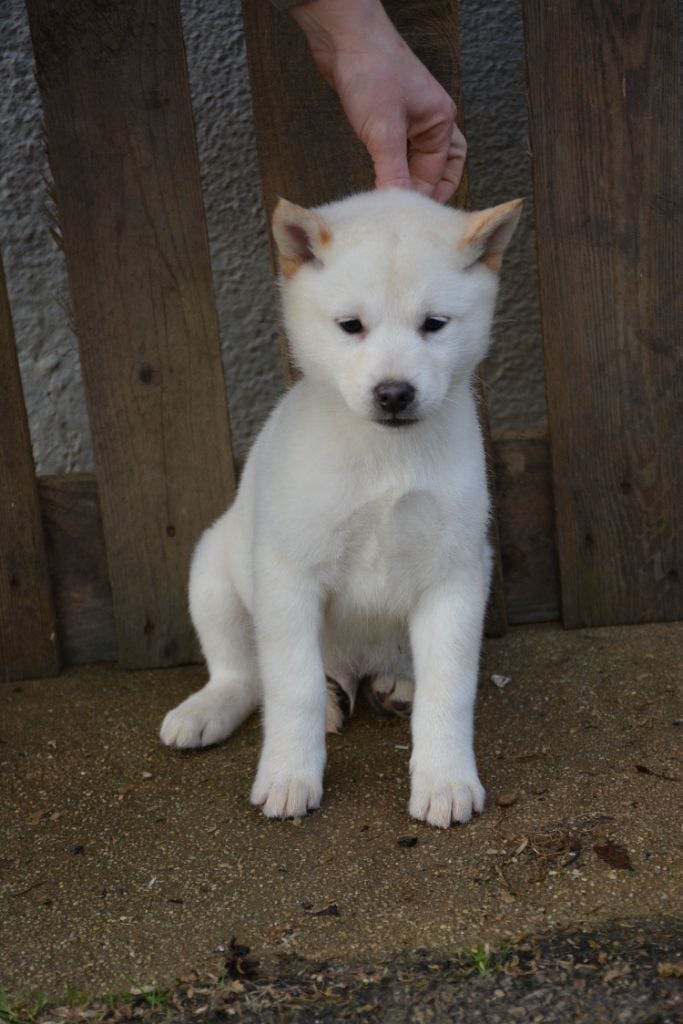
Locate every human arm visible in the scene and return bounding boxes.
[285,0,466,203]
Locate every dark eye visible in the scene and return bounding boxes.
[337,318,364,335]
[421,316,450,334]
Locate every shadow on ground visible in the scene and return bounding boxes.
[1,622,681,1019]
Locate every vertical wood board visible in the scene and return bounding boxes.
[242,0,469,377]
[0,251,59,681]
[243,0,507,634]
[27,0,236,667]
[523,0,682,625]
[243,2,469,204]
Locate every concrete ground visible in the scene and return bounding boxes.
[1,622,681,1003]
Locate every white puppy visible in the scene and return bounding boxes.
[161,189,521,828]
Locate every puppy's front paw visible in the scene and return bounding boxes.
[250,765,323,819]
[160,689,237,749]
[409,768,485,828]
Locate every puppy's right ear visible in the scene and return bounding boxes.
[272,198,332,278]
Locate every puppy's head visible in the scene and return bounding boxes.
[272,190,522,428]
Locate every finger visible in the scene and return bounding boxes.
[370,134,412,191]
[408,146,449,198]
[407,117,455,197]
[432,156,465,204]
[433,126,468,203]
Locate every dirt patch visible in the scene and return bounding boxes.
[1,622,681,1001]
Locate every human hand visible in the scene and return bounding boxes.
[291,0,466,203]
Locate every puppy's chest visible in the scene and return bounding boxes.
[325,489,456,612]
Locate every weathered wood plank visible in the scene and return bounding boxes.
[493,429,559,624]
[242,0,508,633]
[523,0,682,626]
[0,251,59,681]
[27,0,236,667]
[38,475,117,666]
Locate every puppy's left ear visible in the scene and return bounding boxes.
[272,198,333,278]
[459,199,523,272]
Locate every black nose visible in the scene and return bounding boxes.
[373,380,416,415]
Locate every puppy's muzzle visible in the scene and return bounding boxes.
[373,380,418,426]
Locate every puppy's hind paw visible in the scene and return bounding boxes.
[368,675,414,718]
[325,675,352,734]
[409,770,485,828]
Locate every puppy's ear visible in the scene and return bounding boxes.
[459,199,523,272]
[272,198,332,278]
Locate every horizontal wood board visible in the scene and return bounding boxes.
[493,429,559,624]
[37,433,555,666]
[38,476,117,666]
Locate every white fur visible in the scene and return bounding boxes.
[160,189,520,828]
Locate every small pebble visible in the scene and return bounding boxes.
[398,836,418,847]
[496,792,518,808]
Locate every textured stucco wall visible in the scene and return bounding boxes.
[458,0,545,431]
[2,1,90,472]
[2,0,543,476]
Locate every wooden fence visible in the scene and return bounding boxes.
[1,0,680,681]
